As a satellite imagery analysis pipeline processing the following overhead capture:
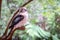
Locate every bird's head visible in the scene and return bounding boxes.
[19,7,27,13]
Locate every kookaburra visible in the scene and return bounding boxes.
[9,7,28,29]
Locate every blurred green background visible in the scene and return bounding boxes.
[0,0,60,40]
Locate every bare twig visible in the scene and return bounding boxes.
[7,26,25,40]
[21,0,33,7]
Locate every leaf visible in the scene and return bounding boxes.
[35,26,50,39]
[52,35,59,40]
[47,0,56,6]
[26,24,41,38]
[26,24,50,39]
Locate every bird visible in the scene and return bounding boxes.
[6,7,28,40]
[9,7,28,29]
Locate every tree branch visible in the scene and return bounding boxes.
[7,26,25,40]
[21,0,33,7]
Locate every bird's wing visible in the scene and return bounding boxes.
[9,15,24,28]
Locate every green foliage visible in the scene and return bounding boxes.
[1,0,60,40]
[52,35,59,40]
